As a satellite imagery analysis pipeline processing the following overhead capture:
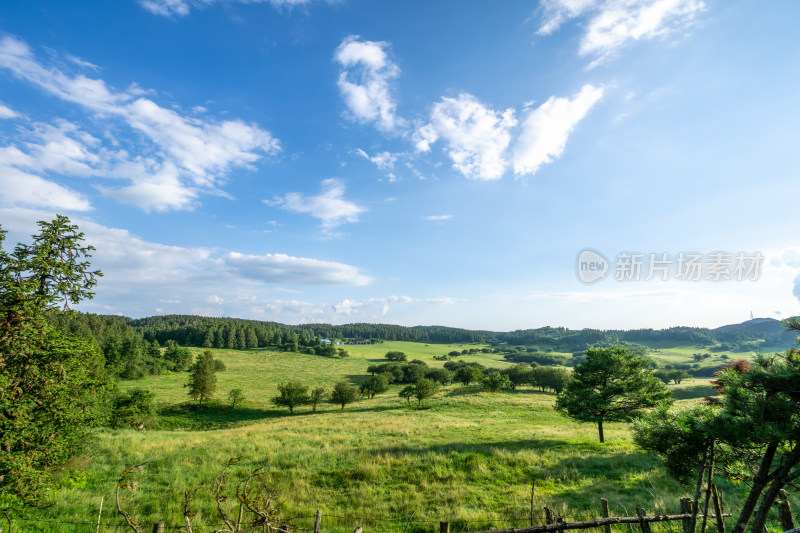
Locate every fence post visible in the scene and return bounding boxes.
[152,521,165,533]
[601,498,612,533]
[779,490,795,532]
[711,484,725,533]
[531,481,536,527]
[440,521,450,533]
[315,509,322,533]
[545,506,555,525]
[636,507,652,533]
[681,497,692,533]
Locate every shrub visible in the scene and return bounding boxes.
[111,388,157,429]
[385,351,407,361]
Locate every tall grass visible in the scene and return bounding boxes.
[13,343,792,532]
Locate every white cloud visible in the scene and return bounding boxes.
[335,36,403,132]
[0,167,91,211]
[226,251,372,286]
[513,84,603,176]
[0,102,20,119]
[267,178,366,231]
[0,208,373,319]
[101,163,199,212]
[354,148,398,169]
[138,0,313,17]
[537,0,705,66]
[0,36,279,212]
[425,214,452,221]
[414,93,516,180]
[66,54,100,72]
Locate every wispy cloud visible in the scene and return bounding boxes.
[266,178,366,231]
[425,214,452,221]
[537,0,706,67]
[414,93,516,180]
[138,0,314,17]
[0,36,279,212]
[513,84,603,176]
[0,102,20,119]
[335,36,403,132]
[354,148,399,169]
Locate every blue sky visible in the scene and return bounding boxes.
[1,0,799,330]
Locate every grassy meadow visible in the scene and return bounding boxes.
[18,341,791,532]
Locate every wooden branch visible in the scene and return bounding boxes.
[183,490,195,533]
[115,463,148,533]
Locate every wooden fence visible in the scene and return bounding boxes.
[0,488,795,533]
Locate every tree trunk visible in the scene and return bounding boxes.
[598,419,604,443]
[730,441,778,533]
[751,480,785,533]
[691,451,708,533]
[750,446,800,533]
[700,442,716,533]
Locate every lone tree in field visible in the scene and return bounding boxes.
[187,350,217,408]
[556,346,670,442]
[310,387,326,412]
[411,378,439,406]
[385,351,407,361]
[228,388,245,409]
[330,381,359,410]
[0,216,110,501]
[271,381,310,414]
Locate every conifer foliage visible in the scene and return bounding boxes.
[0,216,110,501]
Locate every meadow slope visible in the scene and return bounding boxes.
[22,342,790,533]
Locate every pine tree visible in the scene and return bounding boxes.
[0,216,110,501]
[186,350,217,408]
[556,346,670,442]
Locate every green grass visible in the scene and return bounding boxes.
[13,343,795,533]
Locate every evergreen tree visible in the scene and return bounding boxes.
[0,216,110,501]
[245,328,258,349]
[186,350,217,408]
[556,346,671,442]
[164,339,192,371]
[202,331,214,348]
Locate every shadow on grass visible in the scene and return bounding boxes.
[671,384,718,400]
[371,437,666,501]
[157,402,283,430]
[443,386,557,397]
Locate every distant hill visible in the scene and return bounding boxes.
[53,311,799,353]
